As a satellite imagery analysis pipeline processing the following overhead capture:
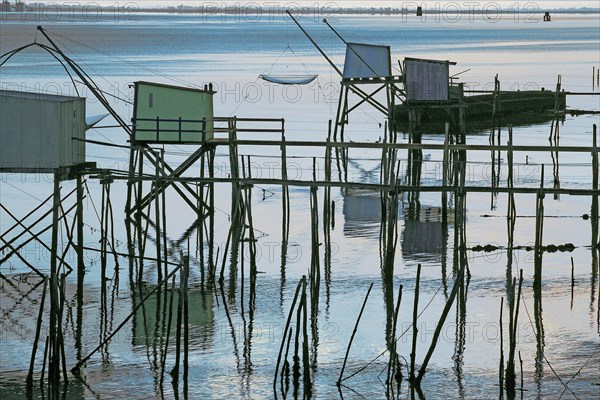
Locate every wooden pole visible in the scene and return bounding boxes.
[331,201,335,230]
[409,263,421,382]
[40,335,49,384]
[273,278,303,390]
[76,174,85,273]
[162,153,168,279]
[137,149,145,281]
[301,279,311,396]
[26,278,48,386]
[505,269,523,395]
[281,327,293,393]
[324,120,332,232]
[58,272,68,384]
[170,258,184,383]
[571,256,576,310]
[518,351,524,392]
[245,156,258,297]
[48,170,61,386]
[387,284,403,392]
[208,147,216,279]
[281,119,290,230]
[107,182,119,270]
[292,278,304,396]
[415,257,467,385]
[155,150,163,282]
[534,165,545,292]
[508,126,515,218]
[182,253,189,392]
[125,143,136,216]
[199,152,206,282]
[442,123,449,221]
[337,282,373,385]
[160,276,177,386]
[499,296,504,397]
[591,125,599,255]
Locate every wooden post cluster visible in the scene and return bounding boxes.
[386,284,404,397]
[505,269,524,396]
[273,277,312,398]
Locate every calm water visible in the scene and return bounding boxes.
[1,11,599,399]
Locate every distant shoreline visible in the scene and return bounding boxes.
[2,5,600,16]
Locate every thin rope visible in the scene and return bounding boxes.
[287,46,313,76]
[265,45,291,76]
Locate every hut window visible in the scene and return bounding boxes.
[148,93,153,108]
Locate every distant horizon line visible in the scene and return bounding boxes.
[7,2,600,13]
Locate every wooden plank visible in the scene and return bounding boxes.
[206,139,600,154]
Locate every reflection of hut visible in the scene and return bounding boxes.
[133,286,214,349]
[342,188,389,238]
[341,167,453,262]
[401,205,453,263]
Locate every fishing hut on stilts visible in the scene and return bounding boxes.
[125,81,218,283]
[0,86,94,394]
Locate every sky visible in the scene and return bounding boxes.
[18,0,600,10]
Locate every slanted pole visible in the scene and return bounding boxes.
[286,11,342,76]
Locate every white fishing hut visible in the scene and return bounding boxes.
[0,90,86,172]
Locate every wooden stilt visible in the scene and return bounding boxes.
[125,142,136,216]
[48,170,61,387]
[534,165,545,291]
[161,151,168,279]
[199,152,206,283]
[409,264,421,383]
[137,148,145,282]
[154,150,163,283]
[182,253,189,393]
[499,296,504,398]
[76,174,85,273]
[170,258,184,383]
[387,284,403,394]
[591,125,599,271]
[208,147,216,280]
[26,278,48,387]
